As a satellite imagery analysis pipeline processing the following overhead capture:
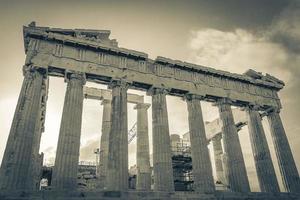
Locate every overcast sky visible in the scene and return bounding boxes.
[0,0,299,192]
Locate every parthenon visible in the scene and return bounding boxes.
[0,22,299,199]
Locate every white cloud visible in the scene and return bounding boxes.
[188,28,292,82]
[186,2,300,191]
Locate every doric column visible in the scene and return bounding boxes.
[134,103,151,191]
[52,72,86,190]
[211,135,226,185]
[0,65,47,190]
[98,99,111,189]
[246,106,280,193]
[106,80,129,191]
[27,77,49,190]
[267,107,300,192]
[216,98,250,192]
[149,88,174,192]
[185,95,215,193]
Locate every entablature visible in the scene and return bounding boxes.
[23,23,284,110]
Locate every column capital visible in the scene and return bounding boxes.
[101,99,111,105]
[146,87,170,96]
[108,79,130,90]
[134,103,151,110]
[65,71,86,85]
[183,93,205,101]
[243,104,261,112]
[212,98,233,107]
[211,133,222,142]
[23,65,47,78]
[264,106,281,115]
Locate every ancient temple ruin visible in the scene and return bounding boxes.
[0,22,299,199]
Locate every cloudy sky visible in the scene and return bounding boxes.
[0,0,299,192]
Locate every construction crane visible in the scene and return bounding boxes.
[128,122,137,144]
[94,122,137,157]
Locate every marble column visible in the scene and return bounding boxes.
[267,108,300,193]
[98,99,111,189]
[150,88,174,192]
[0,65,46,190]
[27,78,49,190]
[217,98,250,192]
[246,107,280,193]
[52,72,86,190]
[212,135,226,185]
[134,103,151,191]
[186,95,215,193]
[106,80,129,191]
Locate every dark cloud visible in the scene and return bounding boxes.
[0,0,291,32]
[268,1,300,53]
[187,0,300,180]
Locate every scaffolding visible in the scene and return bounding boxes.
[171,142,194,191]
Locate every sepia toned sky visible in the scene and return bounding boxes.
[0,0,299,192]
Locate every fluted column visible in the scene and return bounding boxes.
[267,108,300,192]
[246,107,280,192]
[98,99,111,189]
[150,88,174,192]
[27,78,48,190]
[106,80,129,191]
[212,135,226,185]
[217,98,250,192]
[0,65,46,190]
[186,95,215,193]
[52,72,86,190]
[134,103,151,191]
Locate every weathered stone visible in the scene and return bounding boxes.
[211,135,226,185]
[84,86,144,104]
[98,99,111,189]
[134,103,151,191]
[106,80,129,191]
[52,72,86,190]
[28,77,48,190]
[217,98,250,192]
[246,107,280,192]
[1,23,298,199]
[267,108,300,192]
[206,108,247,141]
[83,86,148,190]
[150,88,174,192]
[0,65,46,190]
[24,24,284,109]
[185,95,215,193]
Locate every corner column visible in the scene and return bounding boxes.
[0,65,47,190]
[185,95,215,193]
[106,80,129,191]
[267,108,300,192]
[150,88,174,192]
[27,77,49,190]
[216,98,250,192]
[211,135,226,185]
[246,106,280,192]
[98,99,111,189]
[52,72,86,190]
[134,103,151,191]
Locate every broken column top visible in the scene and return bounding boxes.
[84,86,144,104]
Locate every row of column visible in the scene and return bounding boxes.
[89,81,152,191]
[211,102,300,193]
[0,66,47,190]
[0,68,299,194]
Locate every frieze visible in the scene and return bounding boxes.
[23,25,284,109]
